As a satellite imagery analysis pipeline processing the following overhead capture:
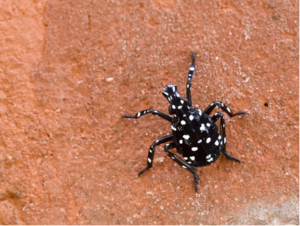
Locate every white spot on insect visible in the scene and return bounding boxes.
[220,141,223,145]
[154,110,158,113]
[215,140,219,146]
[171,125,177,131]
[197,139,202,143]
[184,157,188,160]
[163,92,169,96]
[191,147,198,151]
[148,158,151,163]
[171,157,175,159]
[223,124,225,128]
[189,115,194,121]
[176,92,180,97]
[206,123,211,127]
[200,124,206,132]
[227,107,231,113]
[156,140,159,143]
[179,139,183,144]
[190,67,195,71]
[206,154,211,159]
[180,100,184,104]
[187,84,189,88]
[183,114,186,117]
[190,156,195,161]
[207,158,213,162]
[172,105,176,109]
[218,135,222,140]
[181,120,186,125]
[178,105,183,109]
[182,165,187,168]
[211,103,214,106]
[144,111,146,114]
[183,135,190,140]
[206,137,211,143]
[224,137,227,143]
[187,161,192,164]
[172,86,175,92]
[137,112,141,118]
[199,110,202,116]
[149,149,152,153]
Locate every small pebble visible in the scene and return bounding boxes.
[272,13,280,20]
[269,2,276,8]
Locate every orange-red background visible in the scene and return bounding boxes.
[0,0,298,224]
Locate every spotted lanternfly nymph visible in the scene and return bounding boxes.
[122,52,246,192]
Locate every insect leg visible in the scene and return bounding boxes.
[164,142,200,192]
[204,101,246,117]
[186,52,196,106]
[138,135,173,176]
[122,109,172,122]
[211,112,241,163]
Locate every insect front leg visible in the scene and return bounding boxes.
[122,109,172,122]
[186,52,196,106]
[204,101,246,117]
[138,135,173,176]
[211,112,241,163]
[164,142,200,192]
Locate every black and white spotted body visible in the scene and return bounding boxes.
[123,52,246,191]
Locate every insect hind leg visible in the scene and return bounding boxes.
[164,142,200,192]
[211,112,241,163]
[204,101,246,117]
[138,135,173,176]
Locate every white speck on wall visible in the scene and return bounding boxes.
[106,77,114,82]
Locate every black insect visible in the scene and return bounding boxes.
[122,52,246,191]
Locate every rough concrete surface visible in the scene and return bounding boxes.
[0,0,298,224]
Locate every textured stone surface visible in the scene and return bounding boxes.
[0,0,298,224]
